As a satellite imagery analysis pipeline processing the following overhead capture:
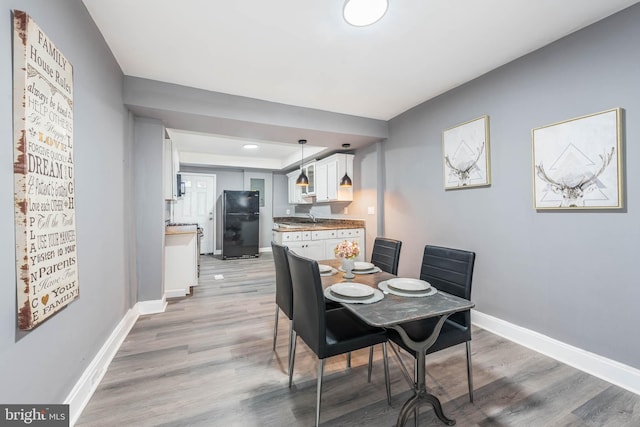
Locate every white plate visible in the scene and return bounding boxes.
[353,261,375,271]
[318,264,332,273]
[320,268,338,276]
[378,281,437,298]
[387,278,431,292]
[353,267,381,275]
[324,287,384,304]
[330,282,374,298]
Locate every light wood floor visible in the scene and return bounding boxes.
[77,254,640,426]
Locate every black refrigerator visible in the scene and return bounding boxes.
[222,190,260,259]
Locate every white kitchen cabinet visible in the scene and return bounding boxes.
[273,230,323,259]
[287,240,325,259]
[164,226,198,297]
[301,161,316,197]
[314,154,354,202]
[287,170,312,205]
[273,227,365,261]
[163,139,180,200]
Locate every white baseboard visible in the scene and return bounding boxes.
[136,297,167,315]
[65,298,168,425]
[165,289,188,299]
[65,307,139,426]
[213,248,271,255]
[472,309,640,396]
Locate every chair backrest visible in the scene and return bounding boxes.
[420,245,475,327]
[271,241,293,319]
[287,250,327,358]
[370,237,402,275]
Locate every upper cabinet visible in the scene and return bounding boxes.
[315,153,354,203]
[301,162,316,196]
[163,139,180,200]
[286,170,312,205]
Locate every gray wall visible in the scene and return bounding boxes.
[272,173,291,217]
[133,117,165,301]
[383,4,640,369]
[0,0,131,403]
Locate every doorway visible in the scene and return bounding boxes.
[174,173,216,254]
[243,171,272,251]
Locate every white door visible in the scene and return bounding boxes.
[174,174,216,254]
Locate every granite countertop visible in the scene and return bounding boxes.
[165,224,198,235]
[272,217,365,232]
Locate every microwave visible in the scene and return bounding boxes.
[176,174,185,197]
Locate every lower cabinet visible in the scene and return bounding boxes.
[273,228,365,261]
[287,240,325,259]
[164,230,198,297]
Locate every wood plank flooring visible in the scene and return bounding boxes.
[76,254,640,426]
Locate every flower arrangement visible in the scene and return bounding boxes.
[334,240,360,259]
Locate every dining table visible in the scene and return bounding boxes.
[319,258,475,427]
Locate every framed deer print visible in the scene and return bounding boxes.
[532,108,623,209]
[442,115,490,190]
[532,108,623,210]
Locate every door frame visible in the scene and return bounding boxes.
[174,172,216,254]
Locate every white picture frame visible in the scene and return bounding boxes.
[442,115,491,190]
[532,108,623,210]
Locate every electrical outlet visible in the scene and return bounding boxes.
[344,207,348,214]
[286,209,291,215]
[367,206,375,215]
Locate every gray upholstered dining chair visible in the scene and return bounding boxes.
[371,237,402,275]
[387,244,476,402]
[287,250,391,427]
[271,241,294,372]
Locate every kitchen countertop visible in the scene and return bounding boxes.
[165,224,198,235]
[272,217,365,232]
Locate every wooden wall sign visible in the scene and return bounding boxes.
[13,10,78,330]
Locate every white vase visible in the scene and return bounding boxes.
[341,257,355,280]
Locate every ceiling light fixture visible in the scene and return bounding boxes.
[296,139,309,187]
[340,143,353,187]
[243,144,259,150]
[343,0,388,27]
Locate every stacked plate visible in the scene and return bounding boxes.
[339,261,380,274]
[318,264,333,273]
[318,264,337,275]
[325,282,384,304]
[378,278,437,297]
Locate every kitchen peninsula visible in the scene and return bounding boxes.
[272,217,365,261]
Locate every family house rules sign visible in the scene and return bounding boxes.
[13,10,79,330]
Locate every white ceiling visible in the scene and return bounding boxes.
[83,0,639,168]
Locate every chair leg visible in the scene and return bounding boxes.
[383,342,391,405]
[466,341,474,403]
[414,360,419,427]
[367,346,373,382]
[288,331,297,388]
[272,305,279,351]
[316,359,325,427]
[287,319,293,375]
[346,352,351,368]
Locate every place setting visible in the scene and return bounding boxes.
[338,261,381,275]
[324,282,384,304]
[378,278,437,298]
[318,263,338,276]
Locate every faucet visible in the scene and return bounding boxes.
[308,212,317,223]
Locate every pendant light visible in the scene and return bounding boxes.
[340,143,353,187]
[296,139,309,186]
